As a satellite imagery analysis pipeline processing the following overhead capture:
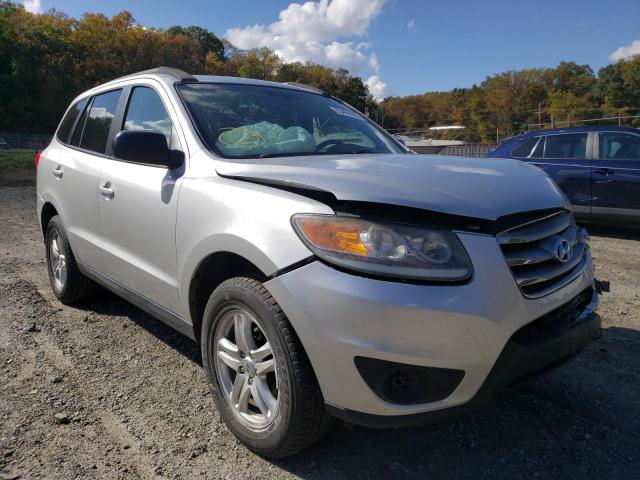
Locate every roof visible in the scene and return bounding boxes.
[516,125,640,137]
[91,67,326,96]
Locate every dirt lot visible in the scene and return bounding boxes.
[1,178,638,479]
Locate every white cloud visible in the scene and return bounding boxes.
[609,39,640,61]
[366,75,389,101]
[407,19,415,29]
[22,0,41,13]
[226,0,388,89]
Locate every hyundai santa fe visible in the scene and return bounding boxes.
[37,67,600,458]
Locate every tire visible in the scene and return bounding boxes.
[45,215,95,304]
[201,277,334,458]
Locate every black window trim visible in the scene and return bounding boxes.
[119,84,180,152]
[60,84,184,169]
[56,97,89,144]
[61,87,125,160]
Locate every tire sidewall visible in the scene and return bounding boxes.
[45,216,70,299]
[201,281,296,453]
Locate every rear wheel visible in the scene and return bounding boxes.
[45,215,95,304]
[201,277,333,458]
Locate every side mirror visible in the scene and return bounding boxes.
[112,130,184,169]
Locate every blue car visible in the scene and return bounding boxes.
[487,126,640,226]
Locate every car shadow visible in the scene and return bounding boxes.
[269,326,638,479]
[75,289,202,367]
[74,291,638,479]
[583,224,640,241]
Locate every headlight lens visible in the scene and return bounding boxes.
[292,214,472,281]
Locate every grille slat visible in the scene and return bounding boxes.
[514,243,586,287]
[497,210,573,245]
[498,209,589,298]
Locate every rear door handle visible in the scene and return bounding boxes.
[594,167,614,176]
[52,166,63,178]
[98,182,114,199]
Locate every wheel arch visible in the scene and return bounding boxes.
[187,250,269,342]
[40,202,59,239]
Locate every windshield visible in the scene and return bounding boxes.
[178,83,403,159]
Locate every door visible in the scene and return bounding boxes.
[591,131,640,224]
[528,132,592,221]
[55,90,122,268]
[97,85,185,314]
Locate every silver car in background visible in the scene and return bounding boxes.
[36,67,600,458]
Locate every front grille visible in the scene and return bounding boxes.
[497,209,589,298]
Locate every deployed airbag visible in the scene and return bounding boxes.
[216,121,315,157]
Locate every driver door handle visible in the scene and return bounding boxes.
[594,167,614,176]
[98,182,114,199]
[52,166,63,178]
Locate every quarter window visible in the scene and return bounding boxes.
[79,90,122,154]
[511,137,539,158]
[543,133,587,159]
[56,98,88,143]
[599,132,640,160]
[122,87,177,148]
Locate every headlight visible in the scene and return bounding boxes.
[291,214,472,282]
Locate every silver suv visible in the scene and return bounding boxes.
[37,67,600,458]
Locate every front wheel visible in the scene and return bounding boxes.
[201,277,333,458]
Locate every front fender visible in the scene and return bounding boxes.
[175,175,334,324]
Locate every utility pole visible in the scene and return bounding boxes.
[618,108,622,126]
[496,127,499,144]
[538,102,542,126]
[551,116,556,129]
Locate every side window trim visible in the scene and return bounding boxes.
[106,85,131,157]
[67,98,90,145]
[71,95,94,147]
[120,83,179,148]
[529,136,543,158]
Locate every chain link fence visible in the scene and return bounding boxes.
[0,133,53,152]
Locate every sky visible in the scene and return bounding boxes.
[21,0,640,100]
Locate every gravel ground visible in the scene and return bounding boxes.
[0,180,638,479]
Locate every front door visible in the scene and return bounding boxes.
[97,85,186,314]
[591,130,640,224]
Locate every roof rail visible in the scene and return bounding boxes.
[284,82,327,95]
[119,66,197,82]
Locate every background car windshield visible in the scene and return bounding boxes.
[178,83,402,159]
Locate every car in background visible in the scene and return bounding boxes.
[487,126,640,226]
[0,137,8,156]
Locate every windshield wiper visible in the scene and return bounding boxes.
[257,152,318,159]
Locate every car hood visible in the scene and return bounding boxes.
[216,154,568,221]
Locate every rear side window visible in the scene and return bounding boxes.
[79,90,122,154]
[511,137,539,158]
[56,98,88,143]
[122,86,178,148]
[543,133,587,159]
[599,132,640,160]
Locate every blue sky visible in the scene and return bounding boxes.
[22,0,640,99]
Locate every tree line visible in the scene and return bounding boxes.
[0,4,374,133]
[1,2,638,143]
[380,57,640,143]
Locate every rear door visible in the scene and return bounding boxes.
[591,130,640,224]
[97,82,186,314]
[52,90,123,268]
[527,132,592,221]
